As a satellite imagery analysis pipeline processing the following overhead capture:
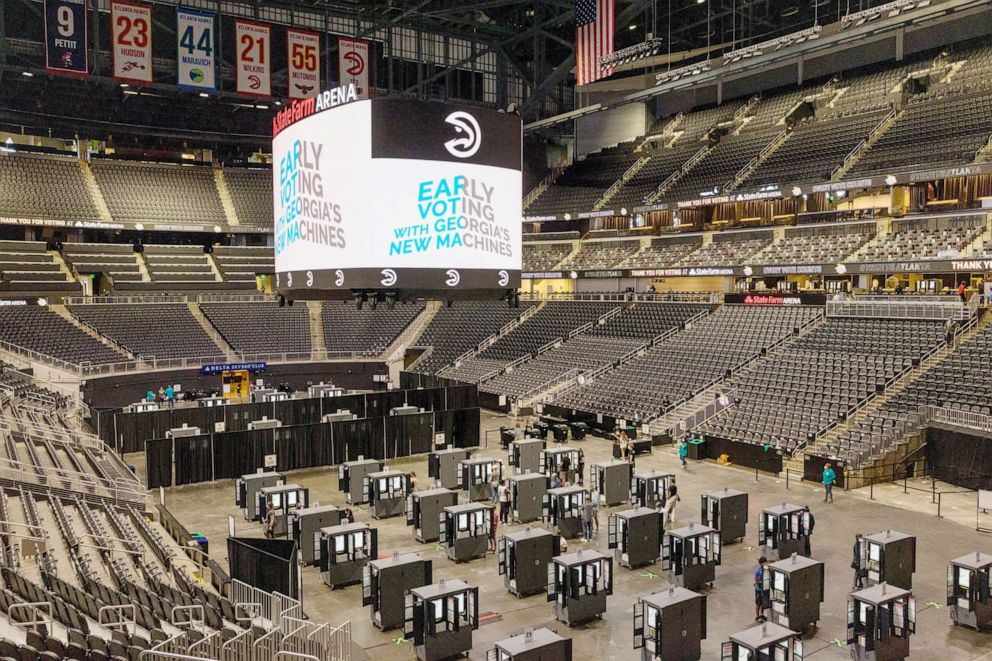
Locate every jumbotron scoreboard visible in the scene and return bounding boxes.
[272,86,523,301]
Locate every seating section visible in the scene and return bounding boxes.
[143,245,217,284]
[947,43,992,88]
[830,320,992,464]
[0,153,102,221]
[523,242,572,271]
[744,111,886,187]
[0,306,126,365]
[479,302,709,399]
[211,245,273,284]
[68,304,223,360]
[200,302,311,355]
[411,301,533,374]
[662,131,779,202]
[619,238,702,269]
[90,160,226,224]
[674,234,772,267]
[744,89,805,131]
[525,150,639,215]
[610,146,703,209]
[560,241,640,271]
[62,243,144,283]
[822,63,910,118]
[0,241,75,291]
[553,305,820,421]
[323,303,424,355]
[749,224,876,265]
[701,318,944,452]
[847,215,986,262]
[223,167,272,228]
[442,302,618,382]
[676,104,740,143]
[850,89,992,176]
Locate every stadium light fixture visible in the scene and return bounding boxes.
[885,175,898,186]
[21,72,33,77]
[199,93,209,98]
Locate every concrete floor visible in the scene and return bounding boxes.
[136,411,992,660]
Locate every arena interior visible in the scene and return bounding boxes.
[1,0,992,659]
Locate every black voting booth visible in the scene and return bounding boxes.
[404,580,479,661]
[766,554,825,631]
[407,488,459,543]
[362,553,433,631]
[848,583,916,661]
[227,537,300,601]
[498,527,561,597]
[948,551,992,631]
[508,439,545,475]
[662,524,721,591]
[634,586,706,661]
[547,550,613,626]
[608,507,663,569]
[591,460,632,507]
[631,470,675,509]
[487,628,572,661]
[429,448,472,489]
[700,488,748,544]
[863,530,916,590]
[759,504,812,560]
[319,522,378,589]
[722,622,805,660]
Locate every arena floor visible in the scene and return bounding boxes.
[131,412,992,660]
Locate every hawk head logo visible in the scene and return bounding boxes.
[443,111,481,159]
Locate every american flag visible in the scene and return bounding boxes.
[576,0,615,86]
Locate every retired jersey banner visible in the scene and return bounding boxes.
[338,37,369,99]
[287,29,320,99]
[235,19,271,97]
[176,8,215,91]
[45,0,88,77]
[111,0,152,83]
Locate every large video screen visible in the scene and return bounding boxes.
[273,97,522,292]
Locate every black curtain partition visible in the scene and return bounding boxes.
[144,437,173,489]
[227,537,300,600]
[446,385,479,410]
[175,435,213,486]
[275,425,311,473]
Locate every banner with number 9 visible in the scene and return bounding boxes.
[45,0,88,78]
[111,0,152,83]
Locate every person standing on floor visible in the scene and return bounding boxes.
[754,557,768,622]
[663,485,679,526]
[488,507,499,552]
[264,500,277,539]
[852,533,865,588]
[498,480,511,523]
[489,468,500,503]
[822,463,836,503]
[580,490,595,541]
[560,453,571,482]
[678,438,689,468]
[803,505,815,557]
[590,485,600,533]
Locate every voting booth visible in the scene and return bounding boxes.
[948,551,992,631]
[548,550,613,626]
[363,553,433,631]
[318,522,377,589]
[700,488,748,544]
[663,523,721,591]
[863,530,916,590]
[759,503,812,560]
[608,507,663,569]
[429,448,472,489]
[590,460,632,507]
[848,583,916,661]
[365,470,412,519]
[407,488,459,543]
[508,473,547,523]
[404,580,479,661]
[339,458,384,505]
[256,484,308,537]
[765,554,825,631]
[634,586,706,661]
[540,446,583,483]
[632,470,675,509]
[458,457,503,502]
[486,628,572,661]
[236,471,283,520]
[498,527,561,598]
[722,622,804,660]
[440,503,493,563]
[288,504,340,566]
[544,485,586,539]
[508,439,545,475]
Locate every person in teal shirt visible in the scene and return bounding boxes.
[678,438,689,467]
[165,385,175,409]
[145,390,154,403]
[822,463,836,503]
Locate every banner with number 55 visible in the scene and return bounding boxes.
[235,19,271,97]
[111,0,152,83]
[287,29,320,99]
[176,8,215,91]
